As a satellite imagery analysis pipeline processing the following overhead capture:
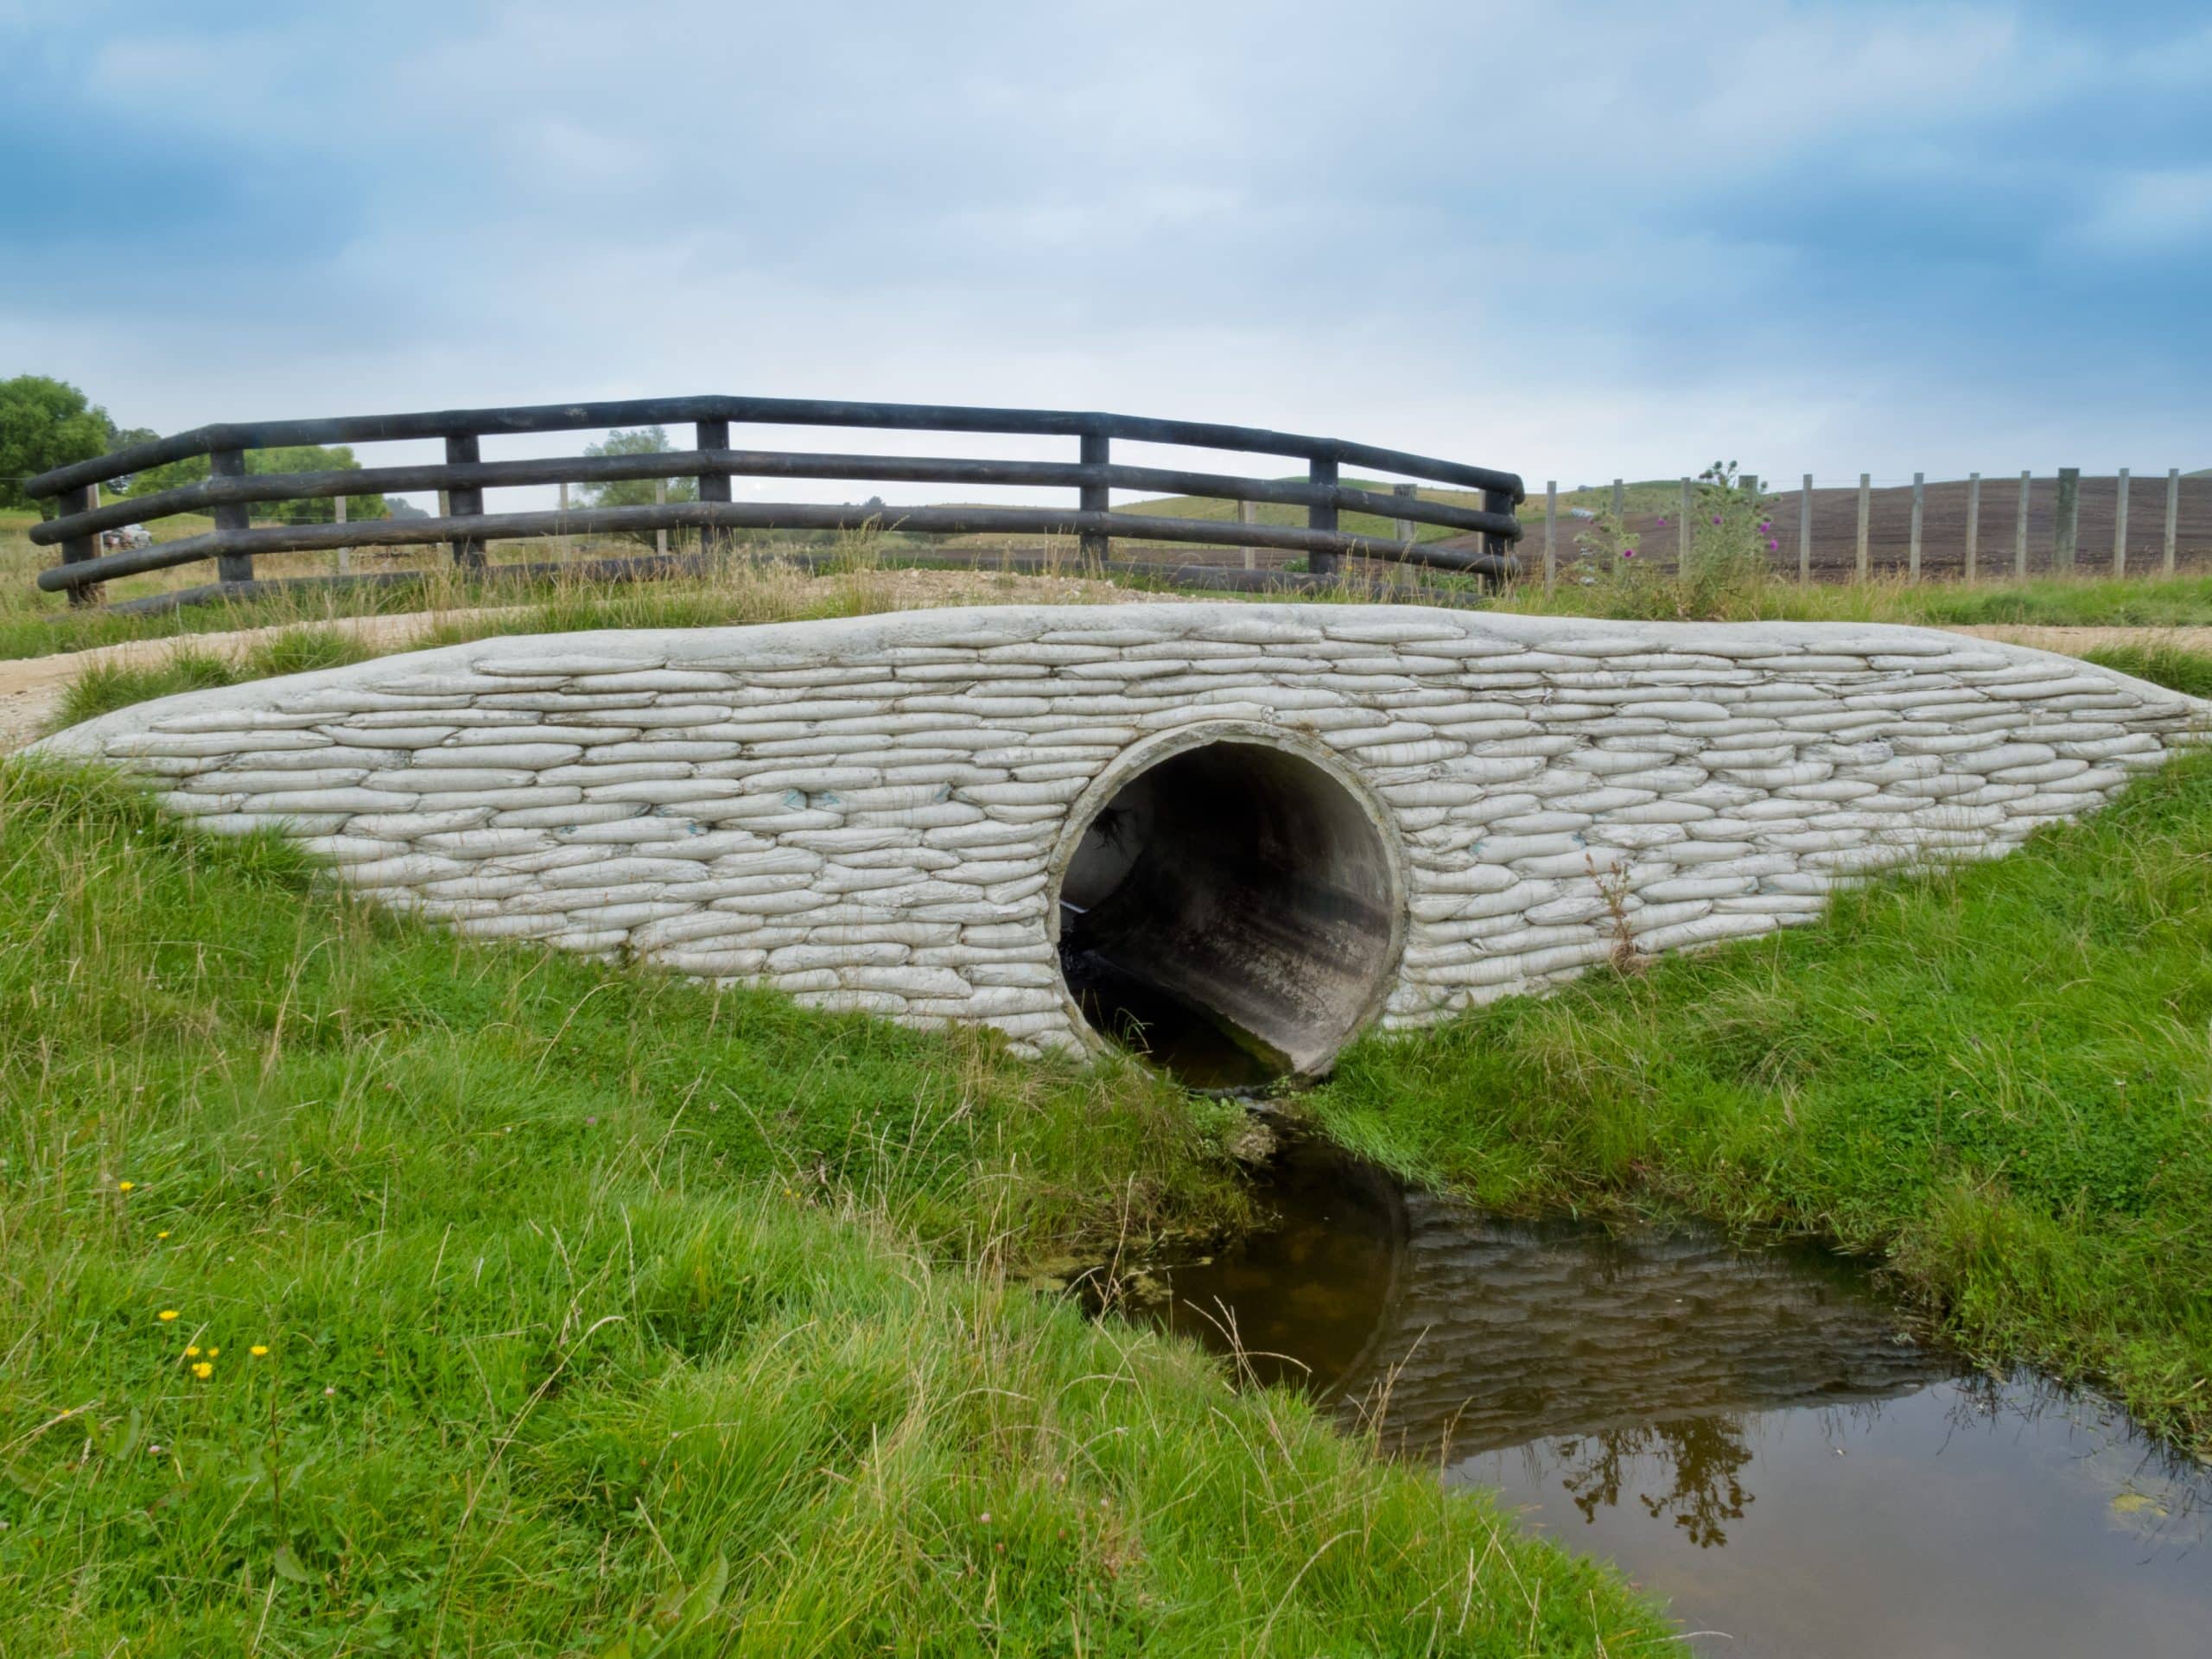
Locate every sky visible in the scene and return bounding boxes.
[4,0,2209,503]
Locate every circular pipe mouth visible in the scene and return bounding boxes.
[1049,726,1405,1088]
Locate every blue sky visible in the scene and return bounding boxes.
[4,0,2209,499]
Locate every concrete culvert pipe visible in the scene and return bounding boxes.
[1052,728,1405,1087]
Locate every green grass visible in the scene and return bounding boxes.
[2081,643,2212,699]
[0,760,1663,1656]
[1488,567,2212,628]
[54,626,378,728]
[1311,747,2212,1455]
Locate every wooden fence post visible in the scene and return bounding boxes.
[1544,480,1557,588]
[1741,473,1758,497]
[2166,468,2181,575]
[1963,474,1980,582]
[1483,487,1513,569]
[1678,477,1691,567]
[2054,467,2080,573]
[654,477,669,557]
[1079,433,1111,565]
[1909,472,1924,581]
[443,435,486,569]
[1611,478,1625,520]
[696,417,732,560]
[1798,474,1812,582]
[1236,499,1257,569]
[2113,467,2130,576]
[211,448,255,584]
[1307,455,1339,578]
[58,482,101,606]
[558,480,572,563]
[1391,481,1417,545]
[334,493,349,577]
[1855,474,1871,582]
[2015,472,2031,578]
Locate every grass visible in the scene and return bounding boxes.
[0,760,1664,1656]
[54,626,378,728]
[1311,746,2212,1455]
[1487,563,2212,627]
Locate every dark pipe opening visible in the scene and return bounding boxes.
[1056,739,1397,1087]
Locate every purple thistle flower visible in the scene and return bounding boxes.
[1758,519,1771,531]
[1621,547,1637,559]
[1712,514,1722,524]
[1766,537,1780,551]
[1656,515,1668,525]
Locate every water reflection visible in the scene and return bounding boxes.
[1548,1418,1756,1547]
[1136,1136,2212,1656]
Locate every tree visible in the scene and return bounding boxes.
[129,443,388,525]
[579,426,696,547]
[0,376,116,518]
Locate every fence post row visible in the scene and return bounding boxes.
[1307,456,1339,578]
[1677,478,1690,565]
[2166,468,2181,575]
[2114,467,2130,577]
[1390,481,1417,545]
[697,418,732,559]
[1236,499,1257,570]
[2054,467,2080,573]
[2015,473,2031,579]
[1482,487,1514,565]
[1798,474,1812,582]
[59,482,100,607]
[1909,472,1924,582]
[1963,474,1980,582]
[1544,480,1558,588]
[444,434,486,569]
[1855,474,1871,582]
[1078,433,1110,564]
[210,448,256,584]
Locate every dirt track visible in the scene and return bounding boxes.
[0,570,1174,753]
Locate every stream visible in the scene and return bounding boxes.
[1126,1137,2212,1656]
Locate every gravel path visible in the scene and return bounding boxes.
[0,570,1173,752]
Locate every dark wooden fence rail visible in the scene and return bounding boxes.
[26,395,1524,604]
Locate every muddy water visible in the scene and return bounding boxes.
[1140,1139,2212,1656]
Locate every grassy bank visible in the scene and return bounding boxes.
[0,761,1663,1655]
[1313,749,2212,1454]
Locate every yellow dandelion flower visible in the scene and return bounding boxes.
[250,1344,270,1357]
[118,1181,135,1192]
[156,1230,170,1239]
[157,1309,179,1322]
[206,1346,219,1358]
[185,1345,201,1357]
[191,1362,213,1380]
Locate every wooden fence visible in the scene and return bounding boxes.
[1532,469,2209,585]
[24,395,1524,607]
